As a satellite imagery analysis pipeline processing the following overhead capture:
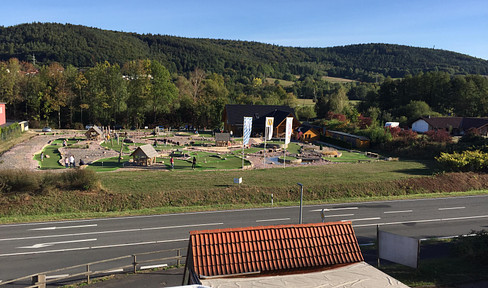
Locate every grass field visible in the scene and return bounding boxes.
[99,160,433,195]
[295,98,315,107]
[322,76,358,83]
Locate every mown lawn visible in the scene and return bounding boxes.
[99,160,434,195]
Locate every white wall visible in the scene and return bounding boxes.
[411,119,429,133]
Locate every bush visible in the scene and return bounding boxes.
[0,169,100,195]
[452,230,488,265]
[73,122,84,130]
[0,169,41,194]
[425,130,452,143]
[61,169,100,191]
[436,150,488,172]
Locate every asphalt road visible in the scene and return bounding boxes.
[1,195,488,285]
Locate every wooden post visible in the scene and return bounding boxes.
[87,264,91,284]
[31,274,46,288]
[133,255,137,273]
[177,249,181,266]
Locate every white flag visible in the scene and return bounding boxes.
[265,117,274,141]
[285,117,293,145]
[243,117,252,145]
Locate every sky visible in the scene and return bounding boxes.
[2,0,488,60]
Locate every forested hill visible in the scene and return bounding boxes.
[1,22,487,81]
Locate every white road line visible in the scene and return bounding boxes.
[323,214,354,218]
[0,222,223,242]
[384,210,413,214]
[2,195,487,228]
[105,269,124,273]
[140,264,168,270]
[256,218,290,222]
[0,238,189,257]
[310,207,358,212]
[341,217,381,222]
[46,274,70,279]
[18,238,97,249]
[353,214,488,228]
[438,206,465,211]
[30,224,98,231]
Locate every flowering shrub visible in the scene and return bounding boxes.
[357,115,372,129]
[327,111,347,122]
[425,130,452,143]
[436,150,488,172]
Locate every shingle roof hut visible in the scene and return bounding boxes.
[130,144,159,166]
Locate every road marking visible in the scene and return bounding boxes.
[342,217,381,222]
[384,210,413,214]
[322,214,354,218]
[105,269,124,273]
[0,238,188,257]
[353,214,488,228]
[438,206,465,211]
[140,264,168,270]
[0,222,223,242]
[46,274,70,279]
[30,224,98,231]
[256,218,290,222]
[2,195,487,228]
[18,238,97,249]
[310,207,358,212]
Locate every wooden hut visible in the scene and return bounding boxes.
[215,133,231,147]
[298,126,320,142]
[85,126,104,140]
[130,144,159,166]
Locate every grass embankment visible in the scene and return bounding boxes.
[4,159,488,223]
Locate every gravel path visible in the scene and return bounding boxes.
[0,133,61,170]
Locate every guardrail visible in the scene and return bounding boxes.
[0,248,185,288]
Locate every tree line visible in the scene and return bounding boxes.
[0,58,297,129]
[1,23,487,83]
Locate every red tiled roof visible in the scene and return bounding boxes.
[189,222,363,278]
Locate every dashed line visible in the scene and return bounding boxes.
[438,206,465,211]
[384,210,413,214]
[323,214,354,218]
[256,218,290,222]
[310,207,358,212]
[342,217,381,222]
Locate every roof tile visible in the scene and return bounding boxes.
[189,222,363,278]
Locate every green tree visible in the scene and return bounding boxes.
[148,60,178,124]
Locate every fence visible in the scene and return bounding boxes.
[0,122,21,141]
[0,248,185,288]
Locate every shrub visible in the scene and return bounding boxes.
[60,169,100,191]
[0,169,100,195]
[436,150,488,172]
[0,169,41,194]
[452,230,488,265]
[425,130,452,143]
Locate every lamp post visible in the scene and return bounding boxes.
[297,182,303,224]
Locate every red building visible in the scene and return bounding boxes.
[0,103,6,126]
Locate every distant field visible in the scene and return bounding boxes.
[265,78,294,87]
[295,98,315,107]
[322,76,358,83]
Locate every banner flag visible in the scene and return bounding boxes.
[243,117,252,145]
[284,117,293,145]
[265,117,274,141]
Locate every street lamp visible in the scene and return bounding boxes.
[297,183,303,224]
